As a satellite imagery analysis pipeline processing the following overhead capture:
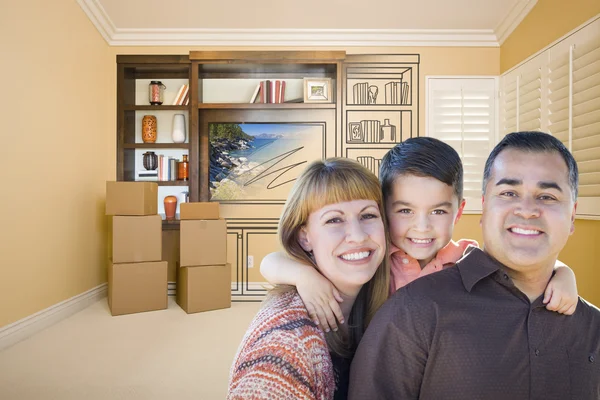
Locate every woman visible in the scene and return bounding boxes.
[228,158,390,400]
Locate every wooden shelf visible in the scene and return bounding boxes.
[157,181,190,186]
[130,180,189,186]
[197,103,336,110]
[123,143,190,149]
[344,104,413,109]
[124,105,189,111]
[160,213,181,230]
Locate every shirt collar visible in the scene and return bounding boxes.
[388,239,477,267]
[456,247,504,292]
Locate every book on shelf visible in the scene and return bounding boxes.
[249,83,261,103]
[156,155,183,181]
[275,81,281,104]
[266,80,271,103]
[169,158,177,181]
[284,97,303,103]
[259,81,265,103]
[172,84,189,105]
[172,84,186,105]
[137,170,158,181]
[138,170,158,176]
[252,80,286,103]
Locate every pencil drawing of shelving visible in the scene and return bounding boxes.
[346,111,412,144]
[345,148,391,178]
[352,81,410,105]
[356,156,382,177]
[342,54,419,161]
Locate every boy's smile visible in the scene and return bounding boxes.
[386,175,464,268]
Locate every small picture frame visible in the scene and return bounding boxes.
[304,78,333,103]
[348,122,364,143]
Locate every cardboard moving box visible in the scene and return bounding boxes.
[180,202,220,220]
[177,264,231,314]
[112,215,162,263]
[180,219,227,267]
[108,261,168,316]
[106,181,158,216]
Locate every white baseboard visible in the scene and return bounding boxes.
[0,283,107,352]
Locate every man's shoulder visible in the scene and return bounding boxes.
[576,297,600,322]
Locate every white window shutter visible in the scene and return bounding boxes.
[518,63,542,132]
[572,30,600,214]
[427,78,497,213]
[548,44,571,147]
[500,70,518,137]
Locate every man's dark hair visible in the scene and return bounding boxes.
[379,137,463,203]
[482,131,579,200]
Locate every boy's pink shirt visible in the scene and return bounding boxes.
[389,239,479,294]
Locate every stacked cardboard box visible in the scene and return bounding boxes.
[105,182,168,316]
[177,202,231,314]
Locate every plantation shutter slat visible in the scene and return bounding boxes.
[428,78,496,212]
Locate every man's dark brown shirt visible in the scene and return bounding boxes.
[349,248,600,400]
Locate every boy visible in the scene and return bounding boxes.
[261,137,578,332]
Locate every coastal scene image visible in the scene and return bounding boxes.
[209,123,324,201]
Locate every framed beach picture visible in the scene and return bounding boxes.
[303,78,332,103]
[209,122,326,202]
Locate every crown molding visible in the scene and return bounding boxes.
[77,0,117,43]
[77,0,499,47]
[108,28,499,47]
[494,0,538,45]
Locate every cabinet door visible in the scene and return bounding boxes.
[242,229,280,301]
[227,229,243,297]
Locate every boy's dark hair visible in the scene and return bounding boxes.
[482,131,579,200]
[379,137,463,203]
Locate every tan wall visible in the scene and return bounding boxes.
[0,0,111,327]
[500,2,600,306]
[1,31,498,327]
[5,1,597,327]
[500,0,600,73]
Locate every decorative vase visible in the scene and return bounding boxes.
[142,151,158,170]
[164,195,178,220]
[178,154,189,181]
[142,115,157,143]
[172,114,186,143]
[149,81,166,105]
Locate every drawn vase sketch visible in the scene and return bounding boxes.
[368,85,378,104]
[380,119,397,142]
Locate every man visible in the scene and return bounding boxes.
[348,131,600,400]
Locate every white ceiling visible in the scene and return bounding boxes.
[78,0,537,46]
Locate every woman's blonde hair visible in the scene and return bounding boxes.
[277,158,390,358]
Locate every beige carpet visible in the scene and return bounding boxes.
[0,297,262,400]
